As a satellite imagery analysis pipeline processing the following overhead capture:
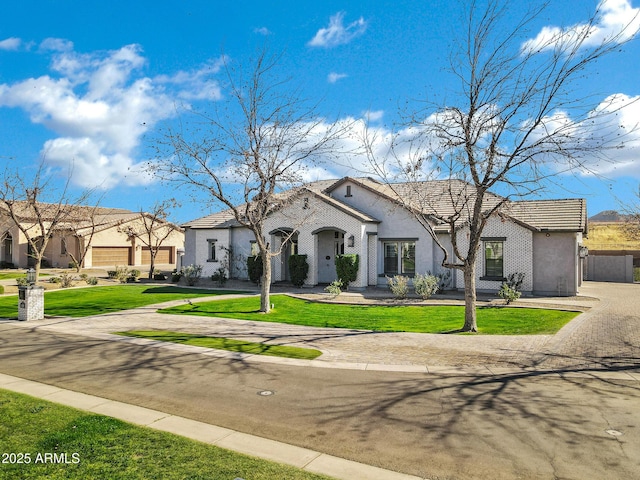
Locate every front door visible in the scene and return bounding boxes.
[317,231,344,283]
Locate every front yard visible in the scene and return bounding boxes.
[0,285,246,318]
[159,295,581,335]
[0,284,581,335]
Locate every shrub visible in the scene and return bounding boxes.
[335,254,359,290]
[436,270,452,292]
[414,273,439,299]
[59,272,75,288]
[181,264,203,286]
[634,267,639,283]
[16,277,28,287]
[154,273,167,280]
[171,270,182,283]
[48,276,61,284]
[112,266,130,283]
[387,275,409,299]
[129,269,141,280]
[504,272,525,291]
[324,279,343,297]
[79,273,88,281]
[86,276,99,285]
[288,254,309,287]
[247,255,263,285]
[498,283,521,305]
[107,270,118,279]
[211,267,228,286]
[499,272,525,305]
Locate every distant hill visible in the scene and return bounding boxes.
[589,210,629,222]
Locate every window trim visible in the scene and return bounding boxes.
[207,238,218,262]
[481,238,504,280]
[382,240,417,277]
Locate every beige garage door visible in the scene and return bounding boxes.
[92,247,131,266]
[141,246,172,265]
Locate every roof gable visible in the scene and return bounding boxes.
[182,177,587,234]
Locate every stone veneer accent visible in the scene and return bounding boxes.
[18,286,45,321]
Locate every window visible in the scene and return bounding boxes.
[401,242,416,275]
[207,239,217,262]
[345,185,352,197]
[384,243,398,275]
[484,241,503,278]
[383,241,416,276]
[60,238,67,255]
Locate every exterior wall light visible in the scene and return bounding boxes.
[347,235,355,247]
[27,268,36,285]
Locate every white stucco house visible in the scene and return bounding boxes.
[182,177,588,296]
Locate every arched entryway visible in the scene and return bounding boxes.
[269,228,299,282]
[1,232,12,266]
[312,227,345,284]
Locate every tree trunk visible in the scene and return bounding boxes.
[148,254,155,279]
[462,262,478,332]
[260,254,272,313]
[33,260,41,283]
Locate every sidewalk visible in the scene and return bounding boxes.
[0,372,421,480]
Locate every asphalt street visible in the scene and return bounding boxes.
[0,324,638,479]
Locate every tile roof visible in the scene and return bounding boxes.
[181,209,240,229]
[0,202,183,234]
[182,183,380,229]
[182,177,586,233]
[504,198,587,233]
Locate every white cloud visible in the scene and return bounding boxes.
[308,12,367,48]
[156,57,225,101]
[0,42,222,189]
[362,110,384,122]
[522,0,640,53]
[0,37,21,51]
[327,72,348,83]
[254,27,271,36]
[39,38,74,53]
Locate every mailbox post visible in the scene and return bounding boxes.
[17,268,44,321]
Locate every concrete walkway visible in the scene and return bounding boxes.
[1,280,639,479]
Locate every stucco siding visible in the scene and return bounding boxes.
[533,232,579,296]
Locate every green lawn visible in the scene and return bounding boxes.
[117,330,322,360]
[0,389,332,480]
[0,285,246,318]
[0,272,49,280]
[160,295,580,335]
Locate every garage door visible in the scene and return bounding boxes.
[141,246,172,265]
[92,247,131,266]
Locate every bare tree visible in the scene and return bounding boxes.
[621,184,640,241]
[0,162,94,280]
[363,0,639,331]
[60,202,107,273]
[154,48,349,312]
[118,199,182,279]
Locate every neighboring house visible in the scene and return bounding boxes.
[0,204,185,269]
[182,177,588,296]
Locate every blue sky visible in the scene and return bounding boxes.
[1,0,639,223]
